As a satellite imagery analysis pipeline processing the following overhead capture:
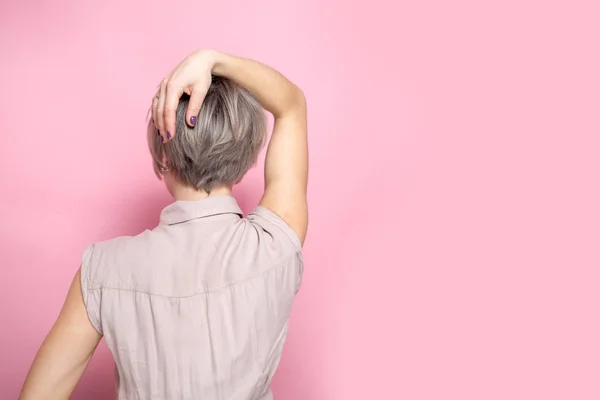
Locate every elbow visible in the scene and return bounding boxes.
[294,86,306,108]
[286,87,306,117]
[272,85,306,119]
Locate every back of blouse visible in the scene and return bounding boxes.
[81,196,304,400]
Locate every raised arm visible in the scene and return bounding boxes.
[154,50,308,243]
[212,53,308,243]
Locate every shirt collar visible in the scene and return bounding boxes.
[159,196,243,226]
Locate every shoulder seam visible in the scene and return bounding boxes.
[87,249,301,299]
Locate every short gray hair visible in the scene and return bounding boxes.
[148,76,266,192]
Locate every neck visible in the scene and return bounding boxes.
[172,184,233,201]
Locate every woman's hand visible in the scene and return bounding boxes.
[152,49,216,142]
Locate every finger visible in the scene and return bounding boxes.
[186,83,208,127]
[163,79,183,141]
[152,81,163,127]
[156,79,168,141]
[151,93,159,129]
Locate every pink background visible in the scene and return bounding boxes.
[1,0,599,399]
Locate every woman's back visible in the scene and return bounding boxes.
[82,197,303,399]
[20,50,308,400]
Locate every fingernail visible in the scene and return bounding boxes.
[160,135,164,143]
[166,131,171,139]
[190,116,197,127]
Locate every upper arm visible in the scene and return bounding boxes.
[20,268,102,400]
[259,95,309,244]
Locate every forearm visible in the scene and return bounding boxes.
[209,51,305,118]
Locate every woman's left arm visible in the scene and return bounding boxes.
[19,268,102,400]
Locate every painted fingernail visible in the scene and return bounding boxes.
[160,135,164,143]
[190,116,197,127]
[166,131,171,139]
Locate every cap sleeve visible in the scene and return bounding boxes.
[80,244,103,334]
[247,206,303,252]
[247,206,304,293]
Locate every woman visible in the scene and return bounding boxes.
[20,49,308,400]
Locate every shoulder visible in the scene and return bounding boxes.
[246,206,303,254]
[210,206,304,293]
[80,230,156,289]
[212,206,304,280]
[237,206,303,264]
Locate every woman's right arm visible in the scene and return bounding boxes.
[212,52,309,244]
[156,50,308,244]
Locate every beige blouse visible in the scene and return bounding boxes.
[81,196,304,400]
